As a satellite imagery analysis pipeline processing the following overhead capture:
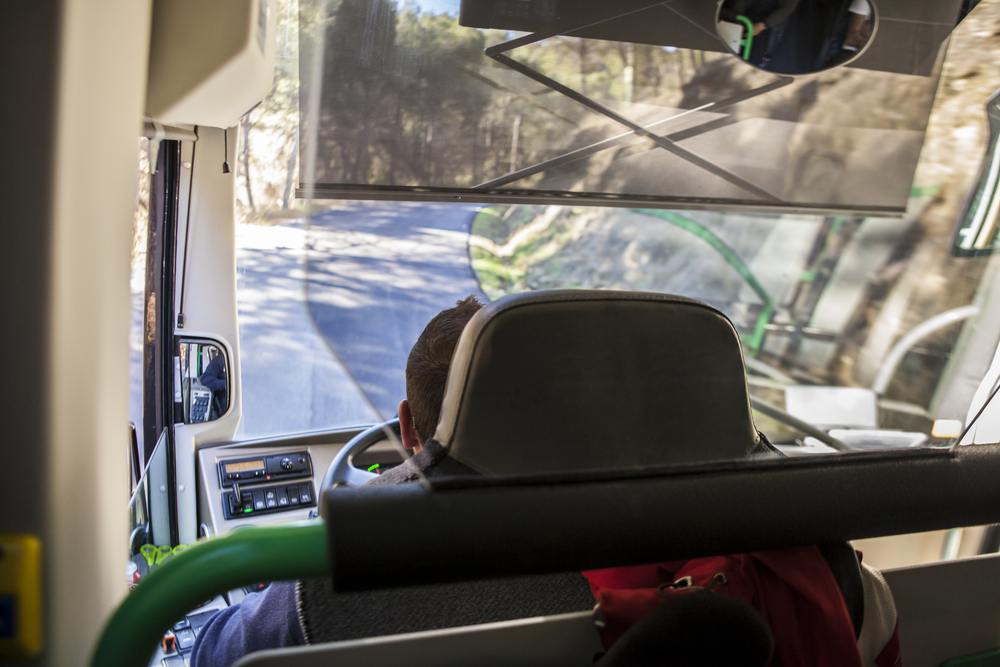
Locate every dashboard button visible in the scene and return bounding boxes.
[276,487,288,506]
[252,490,265,511]
[174,628,195,650]
[298,484,313,504]
[287,486,300,504]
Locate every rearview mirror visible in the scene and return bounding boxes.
[951,88,1000,256]
[175,339,229,424]
[716,0,875,75]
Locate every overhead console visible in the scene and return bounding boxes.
[218,452,316,520]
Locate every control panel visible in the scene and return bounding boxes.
[218,452,315,520]
[218,451,312,487]
[222,482,315,519]
[160,607,222,662]
[190,387,212,423]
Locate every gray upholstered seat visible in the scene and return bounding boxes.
[433,289,772,476]
[290,290,778,665]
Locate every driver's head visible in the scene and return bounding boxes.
[399,294,483,452]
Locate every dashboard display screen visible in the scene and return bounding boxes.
[224,459,264,474]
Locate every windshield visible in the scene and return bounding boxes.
[233,0,1000,474]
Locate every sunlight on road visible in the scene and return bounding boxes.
[235,219,378,440]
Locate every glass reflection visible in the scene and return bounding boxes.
[295,0,999,478]
[177,340,229,424]
[300,0,941,212]
[717,0,875,74]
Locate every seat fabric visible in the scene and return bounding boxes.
[434,289,770,475]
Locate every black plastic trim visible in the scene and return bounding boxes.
[326,444,1000,592]
[296,183,905,218]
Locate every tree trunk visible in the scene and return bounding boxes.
[242,116,255,212]
[282,128,298,209]
[623,42,635,105]
[509,114,522,174]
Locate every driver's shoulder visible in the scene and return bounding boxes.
[362,439,459,486]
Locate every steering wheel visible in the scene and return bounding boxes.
[320,418,401,495]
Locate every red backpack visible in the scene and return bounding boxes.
[584,546,897,667]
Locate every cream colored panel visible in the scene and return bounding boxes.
[147,0,276,128]
[47,0,153,664]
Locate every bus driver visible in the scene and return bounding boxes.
[190,294,598,666]
[191,292,900,667]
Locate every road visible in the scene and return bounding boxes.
[304,201,486,418]
[128,202,484,446]
[126,201,846,443]
[234,220,379,439]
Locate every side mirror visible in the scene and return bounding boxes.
[716,0,875,75]
[951,88,1000,256]
[175,339,230,424]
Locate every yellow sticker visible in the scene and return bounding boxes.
[0,534,42,661]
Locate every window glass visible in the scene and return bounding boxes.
[235,0,381,439]
[129,137,150,456]
[298,0,949,212]
[236,0,1000,469]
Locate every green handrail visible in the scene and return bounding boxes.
[736,15,754,60]
[90,520,328,667]
[633,209,774,356]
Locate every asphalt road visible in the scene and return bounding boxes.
[304,201,486,419]
[125,201,820,444]
[128,202,483,447]
[233,220,378,439]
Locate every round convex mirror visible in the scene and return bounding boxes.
[716,0,875,74]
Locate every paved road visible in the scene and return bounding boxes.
[128,218,385,448]
[304,201,486,419]
[234,220,378,439]
[125,201,829,445]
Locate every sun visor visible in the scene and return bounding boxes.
[298,0,961,216]
[146,0,277,128]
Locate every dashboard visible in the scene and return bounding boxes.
[196,426,405,538]
[145,427,404,666]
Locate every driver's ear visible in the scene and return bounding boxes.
[398,399,423,453]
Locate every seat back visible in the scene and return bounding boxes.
[236,611,604,667]
[433,290,767,475]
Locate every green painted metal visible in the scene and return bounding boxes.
[90,520,328,667]
[910,184,941,198]
[736,15,754,60]
[940,647,1000,667]
[633,209,774,356]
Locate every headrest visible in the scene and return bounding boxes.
[433,290,764,476]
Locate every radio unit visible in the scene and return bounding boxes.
[218,451,312,487]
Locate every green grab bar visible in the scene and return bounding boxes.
[90,520,328,667]
[632,209,775,357]
[736,15,754,60]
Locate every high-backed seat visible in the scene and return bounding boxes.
[432,289,774,476]
[243,290,873,667]
[294,291,778,647]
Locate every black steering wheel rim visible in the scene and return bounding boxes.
[319,418,401,497]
